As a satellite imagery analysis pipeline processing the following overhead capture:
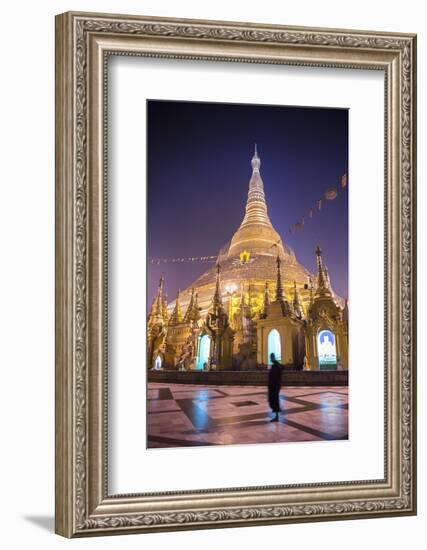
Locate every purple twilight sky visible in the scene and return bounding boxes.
[147,100,348,307]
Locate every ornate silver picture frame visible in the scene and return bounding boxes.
[55,11,417,537]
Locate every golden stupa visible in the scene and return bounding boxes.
[148,146,348,371]
[172,146,317,320]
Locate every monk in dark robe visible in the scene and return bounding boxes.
[268,353,283,422]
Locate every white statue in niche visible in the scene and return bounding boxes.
[318,330,337,362]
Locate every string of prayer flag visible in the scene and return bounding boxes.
[285,172,348,236]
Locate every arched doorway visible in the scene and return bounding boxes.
[268,329,281,364]
[317,329,337,370]
[197,334,211,370]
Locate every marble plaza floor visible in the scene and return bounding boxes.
[147,383,348,448]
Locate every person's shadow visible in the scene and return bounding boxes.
[23,515,54,532]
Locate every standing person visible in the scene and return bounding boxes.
[268,353,283,422]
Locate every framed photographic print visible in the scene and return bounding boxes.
[55,11,417,537]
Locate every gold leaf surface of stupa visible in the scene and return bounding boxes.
[170,147,332,318]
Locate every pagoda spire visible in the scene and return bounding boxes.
[183,288,194,323]
[228,147,287,258]
[149,275,164,324]
[243,145,268,226]
[324,264,332,291]
[162,293,169,324]
[183,288,200,323]
[275,256,285,301]
[293,281,303,318]
[308,275,314,305]
[211,263,224,314]
[251,143,260,172]
[275,256,291,315]
[169,289,183,325]
[315,245,332,297]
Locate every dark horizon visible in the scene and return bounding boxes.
[147,99,348,307]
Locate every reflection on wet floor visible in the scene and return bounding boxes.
[147,383,348,448]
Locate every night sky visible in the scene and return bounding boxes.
[147,100,348,306]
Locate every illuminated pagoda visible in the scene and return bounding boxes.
[147,147,348,371]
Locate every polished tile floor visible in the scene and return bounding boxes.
[147,383,348,448]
